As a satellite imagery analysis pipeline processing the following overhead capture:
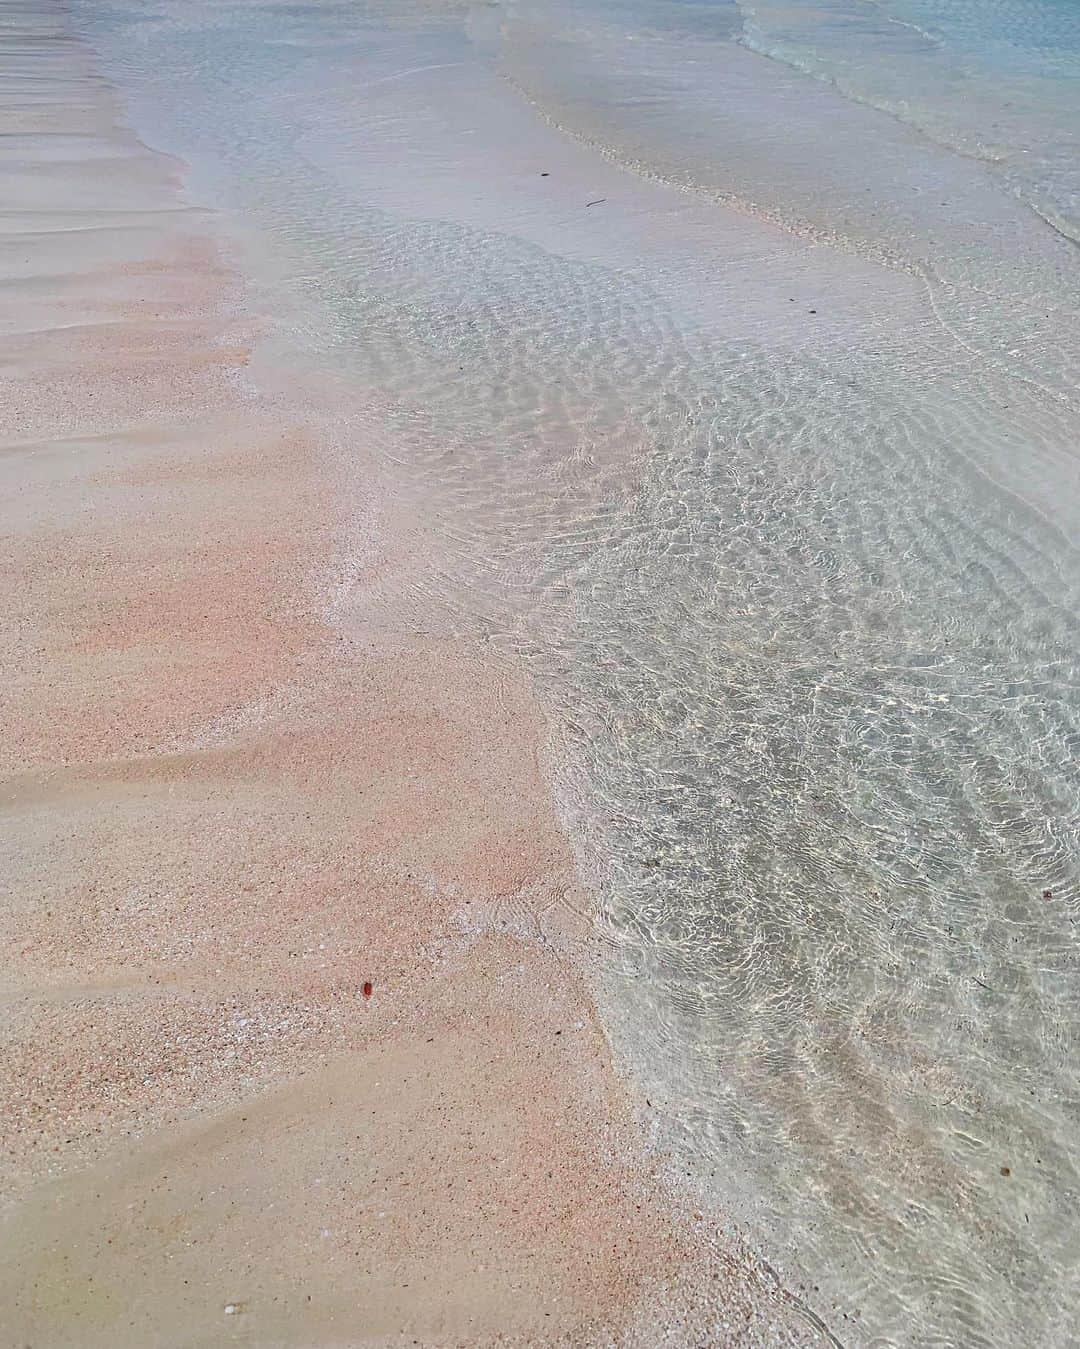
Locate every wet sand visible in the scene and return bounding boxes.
[0,4,823,1344]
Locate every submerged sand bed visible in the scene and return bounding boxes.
[0,3,825,1344]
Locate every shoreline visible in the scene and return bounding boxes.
[0,4,823,1343]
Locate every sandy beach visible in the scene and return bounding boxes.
[0,3,825,1343]
[10,0,1080,1339]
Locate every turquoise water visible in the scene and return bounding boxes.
[71,1,1080,1342]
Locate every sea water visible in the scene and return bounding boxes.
[69,1,1080,1342]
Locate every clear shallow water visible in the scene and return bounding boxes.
[736,0,1080,236]
[68,0,1080,1342]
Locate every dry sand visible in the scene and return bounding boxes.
[0,4,828,1344]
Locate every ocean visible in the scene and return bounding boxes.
[70,1,1080,1342]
